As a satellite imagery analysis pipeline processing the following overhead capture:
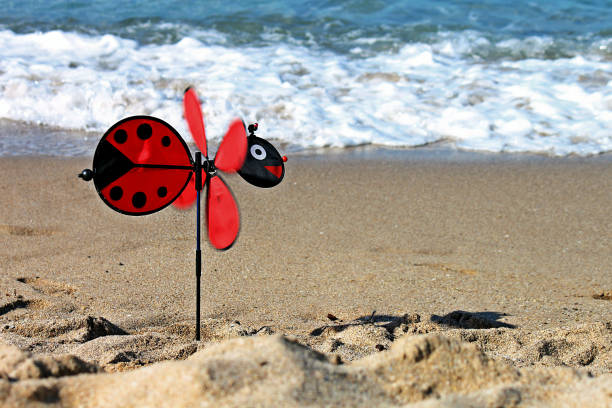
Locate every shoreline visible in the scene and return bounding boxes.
[1,119,611,161]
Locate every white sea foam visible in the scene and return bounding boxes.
[0,29,610,156]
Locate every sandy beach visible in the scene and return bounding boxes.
[1,149,611,406]
[1,0,611,404]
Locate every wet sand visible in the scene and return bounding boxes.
[1,150,611,406]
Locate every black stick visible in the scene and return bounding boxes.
[194,152,202,341]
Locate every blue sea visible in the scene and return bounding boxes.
[0,0,610,156]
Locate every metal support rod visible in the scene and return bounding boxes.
[194,152,202,341]
[195,190,201,341]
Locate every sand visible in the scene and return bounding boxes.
[0,147,611,407]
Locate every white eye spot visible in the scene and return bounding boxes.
[250,144,267,160]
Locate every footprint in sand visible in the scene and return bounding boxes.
[0,224,57,237]
[0,298,31,316]
[413,262,478,276]
[592,290,612,301]
[16,277,77,296]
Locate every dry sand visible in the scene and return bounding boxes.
[0,148,611,407]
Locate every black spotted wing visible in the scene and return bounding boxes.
[92,116,193,215]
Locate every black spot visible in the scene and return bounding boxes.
[161,136,171,147]
[110,186,123,200]
[132,192,147,208]
[157,186,167,197]
[114,129,127,144]
[137,124,152,140]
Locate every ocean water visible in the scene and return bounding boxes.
[0,0,610,156]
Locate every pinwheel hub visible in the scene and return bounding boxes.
[203,157,217,177]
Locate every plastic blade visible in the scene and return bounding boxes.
[214,119,247,173]
[172,176,197,209]
[206,175,240,250]
[183,87,207,156]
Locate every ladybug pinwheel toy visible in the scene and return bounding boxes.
[79,87,286,339]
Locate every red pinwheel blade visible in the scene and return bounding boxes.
[214,119,247,173]
[206,175,240,250]
[172,176,197,209]
[184,87,207,156]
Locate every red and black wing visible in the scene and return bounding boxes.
[206,118,247,249]
[92,116,193,216]
[214,119,247,173]
[184,87,207,156]
[176,88,248,209]
[206,175,240,250]
[173,87,209,209]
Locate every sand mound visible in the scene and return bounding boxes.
[446,321,612,374]
[307,313,437,360]
[356,334,520,403]
[0,335,386,407]
[8,316,126,342]
[0,333,609,407]
[0,277,46,317]
[0,343,97,381]
[0,276,79,319]
[72,333,197,368]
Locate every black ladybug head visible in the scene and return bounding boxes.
[238,135,285,188]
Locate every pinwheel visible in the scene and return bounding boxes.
[79,87,286,339]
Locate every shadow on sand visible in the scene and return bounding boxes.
[309,309,516,338]
[431,310,517,329]
[309,312,420,337]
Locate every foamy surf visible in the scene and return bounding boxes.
[0,27,610,156]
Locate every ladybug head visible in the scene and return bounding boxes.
[238,133,285,188]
